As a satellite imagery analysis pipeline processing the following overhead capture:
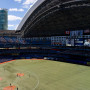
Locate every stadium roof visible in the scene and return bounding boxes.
[17,0,45,30]
[0,30,21,37]
[17,0,82,30]
[16,0,90,37]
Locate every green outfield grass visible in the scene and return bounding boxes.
[0,60,90,90]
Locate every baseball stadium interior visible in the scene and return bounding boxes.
[0,0,90,65]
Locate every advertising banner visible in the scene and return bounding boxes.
[70,30,83,36]
[84,39,90,47]
[84,29,90,35]
[66,39,74,46]
[65,31,70,35]
[74,38,83,46]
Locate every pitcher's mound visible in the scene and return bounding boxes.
[17,73,24,77]
[3,86,16,90]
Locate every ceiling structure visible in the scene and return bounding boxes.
[16,0,90,37]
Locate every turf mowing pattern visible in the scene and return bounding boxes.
[0,60,90,90]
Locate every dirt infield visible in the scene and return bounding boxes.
[0,59,44,65]
[30,59,44,60]
[0,60,15,64]
[3,86,16,90]
[17,73,24,77]
[23,59,44,60]
[0,77,2,81]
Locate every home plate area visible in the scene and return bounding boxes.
[3,86,16,90]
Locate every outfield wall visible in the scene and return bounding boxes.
[0,49,89,65]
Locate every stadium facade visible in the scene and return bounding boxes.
[0,8,8,30]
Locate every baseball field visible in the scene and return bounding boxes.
[0,59,90,90]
